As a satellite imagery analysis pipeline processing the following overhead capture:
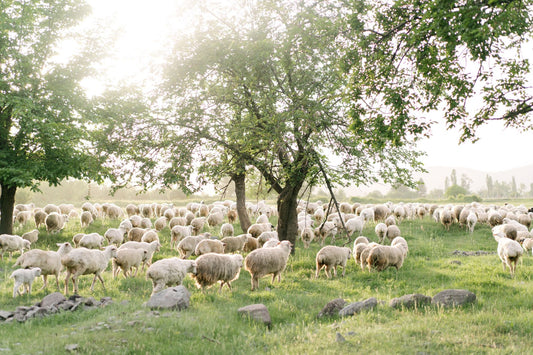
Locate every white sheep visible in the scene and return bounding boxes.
[119,219,133,233]
[169,216,187,229]
[146,257,197,295]
[207,212,224,227]
[140,217,152,229]
[359,242,380,271]
[354,236,370,245]
[247,223,275,239]
[170,225,193,249]
[129,215,143,228]
[466,211,478,234]
[520,237,533,255]
[493,230,523,277]
[177,235,208,259]
[353,239,369,266]
[192,253,243,291]
[141,229,160,244]
[34,210,48,228]
[45,212,68,233]
[244,240,292,291]
[220,223,234,237]
[61,245,118,294]
[153,217,168,232]
[118,240,161,269]
[10,267,41,298]
[113,248,148,278]
[128,227,146,242]
[385,225,401,243]
[315,246,352,278]
[262,239,281,248]
[104,227,127,246]
[257,231,279,247]
[195,239,225,256]
[375,223,388,243]
[79,233,106,249]
[314,222,337,245]
[300,227,314,249]
[14,242,74,290]
[366,243,407,272]
[344,216,365,238]
[22,229,39,245]
[221,234,248,253]
[243,235,260,252]
[190,217,207,235]
[80,211,94,228]
[0,234,31,260]
[256,214,270,224]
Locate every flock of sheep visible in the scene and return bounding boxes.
[2,199,533,298]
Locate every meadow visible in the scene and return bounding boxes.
[1,202,532,354]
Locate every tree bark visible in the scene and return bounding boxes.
[277,182,303,254]
[0,184,16,235]
[232,172,251,233]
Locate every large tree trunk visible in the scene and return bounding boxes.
[0,184,16,234]
[232,172,251,233]
[277,182,303,254]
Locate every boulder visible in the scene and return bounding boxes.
[339,297,377,317]
[146,286,190,310]
[317,298,346,318]
[389,293,432,309]
[238,304,272,328]
[432,289,476,308]
[40,292,66,308]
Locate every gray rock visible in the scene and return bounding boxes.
[25,307,50,319]
[0,310,14,320]
[432,289,476,308]
[317,298,346,318]
[100,297,113,306]
[146,286,190,310]
[336,332,346,343]
[14,312,26,323]
[339,297,378,317]
[40,292,66,308]
[389,294,432,309]
[84,297,101,307]
[238,304,272,328]
[58,301,76,311]
[65,344,79,352]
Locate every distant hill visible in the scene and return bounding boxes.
[341,164,533,197]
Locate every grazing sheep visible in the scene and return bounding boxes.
[386,225,401,243]
[106,204,123,219]
[14,242,74,290]
[177,235,208,259]
[247,223,275,239]
[72,233,85,248]
[257,231,279,247]
[190,217,207,235]
[22,229,39,245]
[113,248,148,278]
[119,219,133,233]
[140,217,152,229]
[243,235,260,252]
[256,214,270,224]
[353,240,371,266]
[169,216,187,229]
[119,240,161,269]
[360,207,375,222]
[104,227,127,246]
[488,211,503,228]
[79,233,106,249]
[128,227,146,242]
[493,231,523,277]
[207,212,224,227]
[141,229,160,244]
[440,209,453,231]
[44,204,61,214]
[315,246,352,278]
[192,253,243,291]
[34,210,48,228]
[314,222,337,245]
[154,217,168,232]
[374,204,390,221]
[359,242,379,271]
[220,223,234,238]
[10,267,41,298]
[195,239,225,256]
[80,211,94,228]
[221,234,248,253]
[354,236,370,245]
[170,225,193,249]
[344,216,365,238]
[520,238,533,255]
[244,240,292,291]
[366,243,407,272]
[146,257,197,295]
[126,204,140,217]
[375,223,387,243]
[227,210,238,224]
[262,239,281,248]
[129,215,143,228]
[45,212,68,233]
[62,245,118,294]
[466,211,478,234]
[300,227,314,249]
[492,224,517,241]
[15,210,33,225]
[0,234,31,260]
[385,215,396,226]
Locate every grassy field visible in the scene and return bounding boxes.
[1,208,532,354]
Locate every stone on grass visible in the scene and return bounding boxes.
[238,304,272,328]
[65,344,79,352]
[39,292,66,308]
[146,286,190,310]
[317,298,346,318]
[339,297,377,317]
[0,311,13,320]
[389,294,432,309]
[432,289,476,308]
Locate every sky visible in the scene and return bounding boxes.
[83,0,533,174]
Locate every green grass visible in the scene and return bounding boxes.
[1,212,533,354]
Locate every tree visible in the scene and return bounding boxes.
[460,173,472,192]
[511,176,518,197]
[345,0,532,143]
[0,0,111,233]
[486,174,494,197]
[416,178,427,197]
[450,169,458,186]
[119,1,424,247]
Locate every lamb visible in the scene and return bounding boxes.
[493,228,523,276]
[466,211,478,234]
[220,223,234,238]
[375,223,388,243]
[10,267,41,297]
[141,229,160,244]
[244,240,292,291]
[104,227,127,246]
[80,211,94,228]
[22,229,39,245]
[247,223,275,239]
[300,227,314,249]
[315,246,352,278]
[192,253,243,292]
[146,257,197,295]
[45,212,68,233]
[177,235,208,259]
[113,248,148,278]
[170,225,193,249]
[118,240,161,269]
[221,234,249,253]
[190,217,207,235]
[14,242,74,290]
[0,234,31,260]
[62,245,118,294]
[79,233,106,249]
[195,239,226,256]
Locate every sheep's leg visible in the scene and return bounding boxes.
[64,271,71,295]
[251,276,258,291]
[13,282,20,298]
[97,273,106,290]
[28,282,32,295]
[341,265,346,277]
[133,266,139,277]
[39,275,48,290]
[333,266,338,277]
[315,264,322,278]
